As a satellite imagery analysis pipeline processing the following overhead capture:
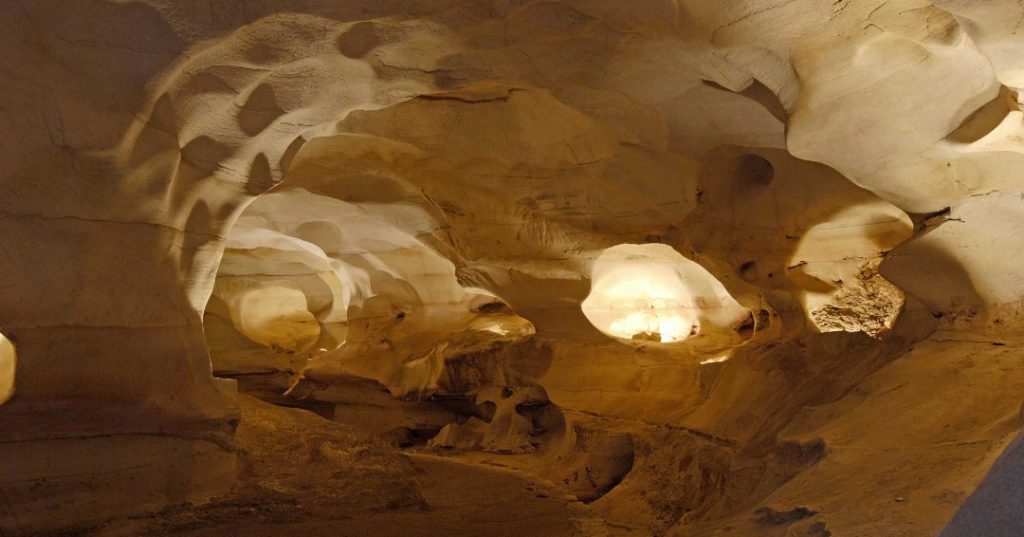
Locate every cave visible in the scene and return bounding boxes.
[2,1,1024,536]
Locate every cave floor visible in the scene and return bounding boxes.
[72,334,1024,537]
[171,454,634,537]
[79,396,635,537]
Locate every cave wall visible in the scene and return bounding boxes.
[3,0,1024,535]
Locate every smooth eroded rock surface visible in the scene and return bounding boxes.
[4,0,1024,535]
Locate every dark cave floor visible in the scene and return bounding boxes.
[76,396,635,537]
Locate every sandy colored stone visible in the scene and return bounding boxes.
[3,0,1024,535]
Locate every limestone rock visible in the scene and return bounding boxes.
[4,0,1024,535]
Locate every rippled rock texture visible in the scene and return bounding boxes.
[3,1,1024,535]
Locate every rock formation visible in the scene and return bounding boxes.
[2,1,1024,535]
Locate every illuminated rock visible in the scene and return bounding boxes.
[4,1,1024,535]
[0,333,13,406]
[582,243,750,345]
[789,202,913,337]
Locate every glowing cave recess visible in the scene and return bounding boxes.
[582,244,750,345]
[582,244,700,344]
[599,273,695,343]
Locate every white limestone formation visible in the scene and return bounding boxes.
[581,243,750,344]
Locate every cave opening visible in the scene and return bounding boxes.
[581,243,751,346]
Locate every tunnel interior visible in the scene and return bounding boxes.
[3,2,1024,537]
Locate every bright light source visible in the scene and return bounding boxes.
[582,244,750,345]
[583,245,700,344]
[597,273,695,342]
[699,354,730,364]
[608,310,691,343]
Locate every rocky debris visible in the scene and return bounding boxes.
[430,385,565,454]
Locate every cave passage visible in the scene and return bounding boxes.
[4,2,1024,536]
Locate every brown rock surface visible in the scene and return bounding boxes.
[3,1,1024,535]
